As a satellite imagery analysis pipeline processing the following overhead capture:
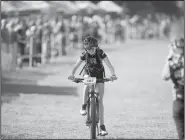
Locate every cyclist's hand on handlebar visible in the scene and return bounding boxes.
[110,74,117,81]
[68,75,75,80]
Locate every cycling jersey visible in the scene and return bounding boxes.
[80,49,107,80]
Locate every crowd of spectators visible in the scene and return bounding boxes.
[1,13,175,68]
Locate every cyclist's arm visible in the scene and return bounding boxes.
[71,58,83,75]
[161,60,171,81]
[102,56,116,76]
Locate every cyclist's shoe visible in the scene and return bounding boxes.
[80,104,87,116]
[100,125,108,136]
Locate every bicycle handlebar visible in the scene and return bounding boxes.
[71,78,112,83]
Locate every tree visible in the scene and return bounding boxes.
[90,1,181,16]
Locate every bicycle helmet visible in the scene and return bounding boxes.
[83,36,98,50]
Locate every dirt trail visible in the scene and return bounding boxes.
[2,40,178,139]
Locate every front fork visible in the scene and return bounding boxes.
[86,85,100,134]
[86,93,99,123]
[87,94,100,122]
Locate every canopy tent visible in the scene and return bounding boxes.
[97,1,123,14]
[20,1,50,11]
[75,1,98,10]
[61,1,78,13]
[7,1,34,11]
[74,1,105,16]
[1,1,19,18]
[1,1,18,12]
[2,1,48,17]
[48,1,78,15]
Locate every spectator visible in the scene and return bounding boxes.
[15,22,27,68]
[60,19,67,56]
[69,16,78,49]
[1,19,9,53]
[6,20,17,70]
[42,21,51,64]
[114,19,123,43]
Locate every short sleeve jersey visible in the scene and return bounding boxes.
[80,49,107,69]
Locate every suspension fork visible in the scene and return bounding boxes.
[87,85,98,122]
[93,84,100,135]
[86,85,95,123]
[91,84,99,122]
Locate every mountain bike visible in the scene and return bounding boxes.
[71,77,111,139]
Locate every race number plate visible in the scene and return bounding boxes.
[83,77,97,85]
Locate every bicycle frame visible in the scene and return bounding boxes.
[86,84,100,139]
[70,77,112,139]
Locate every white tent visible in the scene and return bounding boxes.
[1,1,17,12]
[97,1,123,13]
[61,1,78,12]
[8,1,37,12]
[21,1,50,10]
[74,1,105,16]
[49,1,78,14]
[75,1,99,10]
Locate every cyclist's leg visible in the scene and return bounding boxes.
[82,70,89,105]
[80,72,90,115]
[80,84,89,115]
[92,70,105,126]
[82,72,90,105]
[95,83,105,126]
[92,70,108,135]
[96,82,108,135]
[82,84,89,105]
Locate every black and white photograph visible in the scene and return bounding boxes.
[1,0,184,139]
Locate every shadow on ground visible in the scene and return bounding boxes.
[2,84,78,96]
[2,70,56,83]
[2,70,78,104]
[2,84,78,104]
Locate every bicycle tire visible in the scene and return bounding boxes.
[90,96,96,139]
[86,101,90,127]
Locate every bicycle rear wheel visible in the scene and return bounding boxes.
[90,96,96,139]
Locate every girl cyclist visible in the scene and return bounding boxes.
[68,36,117,136]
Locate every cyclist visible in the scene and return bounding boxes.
[68,36,117,136]
[162,36,184,139]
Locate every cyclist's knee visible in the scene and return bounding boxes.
[96,83,104,93]
[99,98,104,105]
[83,85,89,94]
[83,85,88,90]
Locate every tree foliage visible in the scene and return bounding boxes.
[90,1,182,16]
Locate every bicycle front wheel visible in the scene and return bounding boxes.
[90,96,97,139]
